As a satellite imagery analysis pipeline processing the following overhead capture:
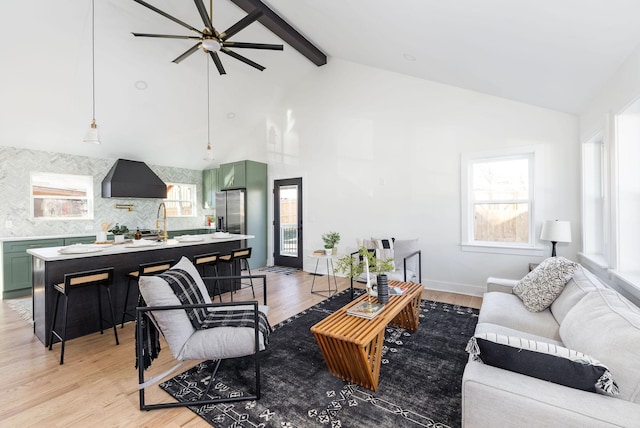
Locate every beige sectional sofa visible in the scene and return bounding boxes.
[462,263,640,427]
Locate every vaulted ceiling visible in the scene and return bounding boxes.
[2,0,640,169]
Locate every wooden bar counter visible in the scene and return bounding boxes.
[311,281,423,391]
[28,234,253,346]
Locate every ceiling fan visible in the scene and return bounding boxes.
[132,0,284,74]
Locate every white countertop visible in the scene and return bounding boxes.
[27,234,254,262]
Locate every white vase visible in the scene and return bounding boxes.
[96,231,107,242]
[115,235,125,243]
[325,248,332,255]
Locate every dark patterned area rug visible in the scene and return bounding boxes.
[160,289,479,427]
[257,266,301,275]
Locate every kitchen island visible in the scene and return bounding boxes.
[28,234,253,346]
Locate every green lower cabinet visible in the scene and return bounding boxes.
[2,238,65,299]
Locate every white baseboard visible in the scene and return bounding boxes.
[422,279,485,297]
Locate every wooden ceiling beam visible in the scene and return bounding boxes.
[229,0,327,66]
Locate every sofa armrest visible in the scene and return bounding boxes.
[462,359,638,427]
[486,277,519,294]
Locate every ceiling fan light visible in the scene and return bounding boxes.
[83,119,100,144]
[202,38,221,52]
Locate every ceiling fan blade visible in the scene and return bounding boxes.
[222,41,283,51]
[133,0,202,34]
[221,48,265,71]
[132,32,201,40]
[172,43,202,64]
[209,51,226,75]
[193,0,216,33]
[219,9,263,40]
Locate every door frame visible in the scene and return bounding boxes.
[273,178,303,268]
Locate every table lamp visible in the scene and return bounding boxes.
[540,220,572,257]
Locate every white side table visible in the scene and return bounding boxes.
[309,253,338,296]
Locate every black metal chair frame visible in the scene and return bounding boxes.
[121,259,174,328]
[135,274,268,411]
[48,267,119,365]
[193,252,222,302]
[348,249,422,300]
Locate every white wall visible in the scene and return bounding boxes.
[264,58,580,296]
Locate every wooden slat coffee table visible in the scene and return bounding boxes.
[311,281,423,391]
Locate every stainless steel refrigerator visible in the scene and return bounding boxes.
[215,189,246,234]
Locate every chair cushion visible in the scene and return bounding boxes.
[393,238,419,278]
[559,289,640,403]
[513,256,578,312]
[466,333,619,396]
[138,256,212,359]
[180,304,269,360]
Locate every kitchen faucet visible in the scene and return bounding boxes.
[156,202,168,241]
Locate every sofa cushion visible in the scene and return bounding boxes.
[466,333,619,396]
[479,291,561,341]
[550,265,607,325]
[474,322,564,346]
[559,289,640,403]
[513,256,578,312]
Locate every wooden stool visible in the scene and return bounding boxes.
[120,259,174,327]
[48,267,118,365]
[219,247,255,298]
[193,252,222,301]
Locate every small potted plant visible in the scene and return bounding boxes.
[321,231,341,255]
[335,247,394,302]
[109,223,130,243]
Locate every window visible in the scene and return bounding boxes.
[581,134,607,259]
[615,100,640,276]
[30,172,93,220]
[461,148,543,255]
[164,183,197,217]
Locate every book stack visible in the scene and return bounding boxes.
[346,301,385,319]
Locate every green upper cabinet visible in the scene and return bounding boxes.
[220,161,246,190]
[202,168,219,208]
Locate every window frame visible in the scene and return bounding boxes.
[164,182,197,218]
[30,172,94,221]
[461,147,545,256]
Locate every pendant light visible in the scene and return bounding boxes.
[83,0,100,144]
[203,48,215,160]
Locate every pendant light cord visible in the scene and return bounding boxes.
[207,58,211,145]
[91,0,96,122]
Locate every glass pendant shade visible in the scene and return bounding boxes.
[204,142,214,160]
[83,119,100,144]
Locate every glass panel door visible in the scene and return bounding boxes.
[274,178,302,268]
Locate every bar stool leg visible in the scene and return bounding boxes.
[97,284,104,334]
[243,259,255,298]
[59,294,69,365]
[121,278,133,328]
[104,285,120,345]
[48,292,61,351]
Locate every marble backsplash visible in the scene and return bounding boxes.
[0,146,213,238]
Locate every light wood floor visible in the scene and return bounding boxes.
[0,270,481,427]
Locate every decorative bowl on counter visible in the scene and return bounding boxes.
[175,235,204,242]
[211,232,231,238]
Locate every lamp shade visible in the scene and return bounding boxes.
[540,220,572,243]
